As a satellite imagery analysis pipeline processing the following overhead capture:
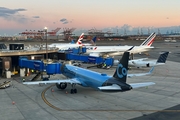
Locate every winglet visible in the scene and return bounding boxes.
[156,51,169,63]
[126,46,134,52]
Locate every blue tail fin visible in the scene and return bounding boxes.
[113,52,129,83]
[70,40,75,44]
[91,36,96,45]
[157,51,169,63]
[92,36,96,43]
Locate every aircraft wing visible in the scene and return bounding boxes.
[23,78,81,85]
[129,82,155,89]
[127,67,154,78]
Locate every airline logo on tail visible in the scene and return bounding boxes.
[140,32,156,47]
[113,52,129,82]
[117,64,127,78]
[156,51,169,63]
[76,33,84,45]
[76,34,97,46]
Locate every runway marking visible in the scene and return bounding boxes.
[42,85,180,112]
[41,84,62,111]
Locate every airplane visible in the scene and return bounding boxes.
[48,33,96,51]
[128,51,169,68]
[48,33,84,50]
[23,52,155,93]
[85,32,156,57]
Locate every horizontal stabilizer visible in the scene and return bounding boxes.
[98,84,121,90]
[129,82,155,89]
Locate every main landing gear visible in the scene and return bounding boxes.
[70,84,77,94]
[56,83,77,94]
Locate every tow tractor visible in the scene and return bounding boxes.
[0,81,12,89]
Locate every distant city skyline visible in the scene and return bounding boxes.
[0,0,180,36]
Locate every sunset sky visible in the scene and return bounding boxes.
[0,0,180,35]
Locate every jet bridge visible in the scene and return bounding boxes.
[66,53,114,67]
[18,47,114,77]
[64,47,114,67]
[19,56,114,78]
[19,57,62,75]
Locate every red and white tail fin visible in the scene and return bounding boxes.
[140,32,156,47]
[76,33,84,45]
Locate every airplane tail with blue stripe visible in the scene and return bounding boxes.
[90,36,97,46]
[70,40,75,44]
[140,32,156,47]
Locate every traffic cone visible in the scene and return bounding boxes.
[12,101,15,105]
[51,88,54,92]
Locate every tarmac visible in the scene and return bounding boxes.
[0,40,180,120]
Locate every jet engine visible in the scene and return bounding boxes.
[56,83,67,89]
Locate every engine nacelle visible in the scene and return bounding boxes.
[56,83,67,90]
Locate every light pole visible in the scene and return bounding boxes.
[44,27,48,61]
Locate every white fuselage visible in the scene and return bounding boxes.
[86,45,153,57]
[128,60,165,67]
[114,59,165,68]
[48,43,81,50]
[49,43,92,51]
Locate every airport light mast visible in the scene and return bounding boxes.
[44,27,48,61]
